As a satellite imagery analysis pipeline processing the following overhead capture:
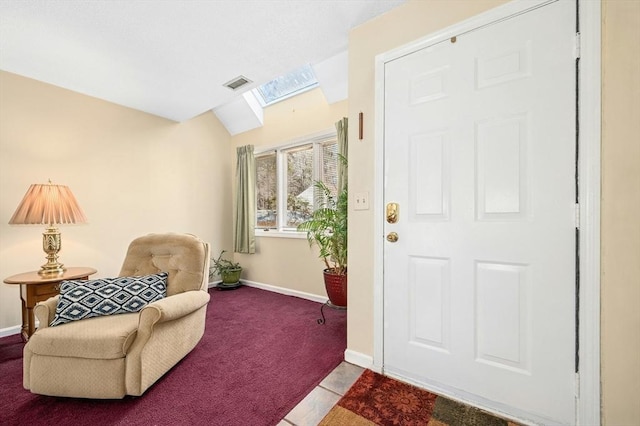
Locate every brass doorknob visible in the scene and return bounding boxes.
[386,232,399,243]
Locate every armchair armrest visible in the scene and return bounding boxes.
[125,290,210,395]
[33,296,60,330]
[138,290,210,331]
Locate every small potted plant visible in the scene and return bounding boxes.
[210,250,242,288]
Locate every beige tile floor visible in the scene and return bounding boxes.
[277,361,520,426]
[278,361,364,426]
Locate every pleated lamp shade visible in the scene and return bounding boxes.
[9,183,87,226]
[9,182,87,275]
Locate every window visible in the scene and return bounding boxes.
[254,64,319,106]
[256,153,277,228]
[285,145,314,228]
[256,134,338,233]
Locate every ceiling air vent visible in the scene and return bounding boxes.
[224,75,252,91]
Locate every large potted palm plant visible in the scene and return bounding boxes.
[297,177,347,307]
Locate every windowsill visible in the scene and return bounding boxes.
[255,230,307,239]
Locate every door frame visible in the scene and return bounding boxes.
[372,0,601,424]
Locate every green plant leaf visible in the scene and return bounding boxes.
[297,157,347,275]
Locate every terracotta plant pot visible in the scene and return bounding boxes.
[323,269,347,307]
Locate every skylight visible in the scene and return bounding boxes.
[255,64,318,106]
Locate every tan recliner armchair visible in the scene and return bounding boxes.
[23,233,211,398]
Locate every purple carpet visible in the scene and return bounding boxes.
[0,286,346,426]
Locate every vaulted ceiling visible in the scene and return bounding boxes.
[0,0,406,126]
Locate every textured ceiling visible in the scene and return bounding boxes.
[0,0,406,122]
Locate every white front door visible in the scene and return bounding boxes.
[383,1,576,424]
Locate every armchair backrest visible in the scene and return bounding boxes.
[119,233,211,296]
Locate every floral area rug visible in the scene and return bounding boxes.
[319,369,521,426]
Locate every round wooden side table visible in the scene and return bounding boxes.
[3,267,97,341]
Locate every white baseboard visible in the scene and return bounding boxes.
[345,349,379,372]
[0,325,21,338]
[237,279,329,304]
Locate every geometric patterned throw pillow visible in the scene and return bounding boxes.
[50,272,168,327]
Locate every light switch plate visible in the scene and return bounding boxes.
[354,192,370,210]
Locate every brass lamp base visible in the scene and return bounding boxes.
[38,226,66,276]
[39,262,65,276]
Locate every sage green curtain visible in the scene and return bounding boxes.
[336,117,348,193]
[234,145,256,254]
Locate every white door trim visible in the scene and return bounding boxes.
[576,0,601,424]
[372,0,601,424]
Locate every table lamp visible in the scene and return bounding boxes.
[9,180,87,276]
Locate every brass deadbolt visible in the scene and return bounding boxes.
[386,203,399,224]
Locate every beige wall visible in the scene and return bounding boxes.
[231,88,348,298]
[601,1,640,425]
[348,0,639,425]
[0,71,233,331]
